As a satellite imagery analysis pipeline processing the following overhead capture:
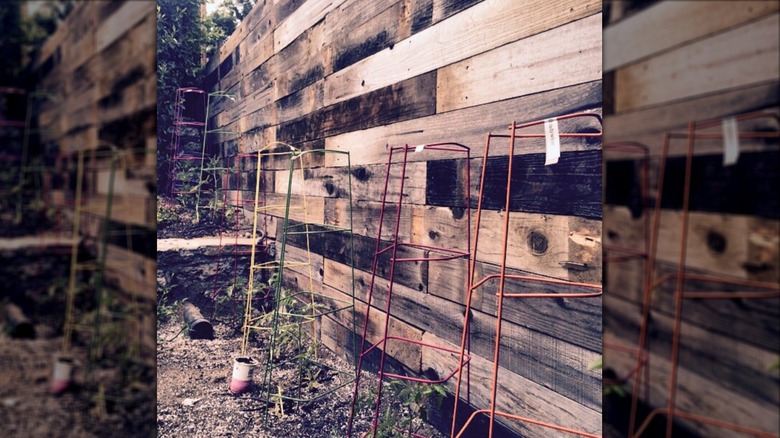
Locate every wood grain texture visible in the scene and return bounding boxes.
[603,83,779,153]
[278,71,437,145]
[605,249,780,353]
[324,81,602,166]
[604,205,779,282]
[325,0,399,73]
[604,1,779,71]
[605,295,780,415]
[604,331,780,438]
[323,258,602,410]
[274,0,347,53]
[95,1,154,53]
[606,151,780,219]
[323,0,600,107]
[423,332,601,437]
[436,13,602,113]
[427,150,602,219]
[614,13,779,112]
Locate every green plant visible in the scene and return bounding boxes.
[156,272,180,323]
[376,380,447,437]
[590,356,626,397]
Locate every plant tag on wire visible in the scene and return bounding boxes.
[544,118,560,165]
[414,144,426,153]
[721,117,739,166]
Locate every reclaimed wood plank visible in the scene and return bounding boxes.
[436,13,601,113]
[605,253,780,353]
[603,83,779,156]
[331,2,401,74]
[604,295,780,412]
[95,1,154,53]
[603,331,780,438]
[323,0,600,107]
[278,71,437,145]
[274,0,347,53]
[319,283,423,371]
[604,1,779,71]
[324,81,602,166]
[273,161,427,204]
[614,13,779,112]
[427,150,603,219]
[424,332,601,437]
[324,258,602,409]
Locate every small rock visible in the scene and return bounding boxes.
[182,397,202,406]
[2,398,19,408]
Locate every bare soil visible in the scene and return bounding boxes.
[0,242,155,438]
[0,323,155,438]
[156,316,447,438]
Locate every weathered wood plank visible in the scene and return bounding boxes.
[605,251,780,352]
[324,258,601,409]
[278,71,437,145]
[319,283,423,371]
[603,83,779,155]
[273,161,427,204]
[606,150,780,219]
[324,0,399,73]
[604,295,780,411]
[424,332,601,437]
[325,199,413,242]
[273,20,328,100]
[430,0,484,27]
[323,0,600,107]
[95,1,154,53]
[605,205,780,281]
[417,207,601,281]
[262,193,325,224]
[274,0,347,53]
[603,332,780,438]
[324,81,602,166]
[436,13,601,113]
[604,1,778,71]
[427,150,603,219]
[614,13,779,112]
[428,257,602,352]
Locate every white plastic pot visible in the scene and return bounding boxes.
[51,355,74,395]
[229,357,255,395]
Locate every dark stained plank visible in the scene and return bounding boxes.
[427,150,602,219]
[277,71,437,145]
[606,151,780,219]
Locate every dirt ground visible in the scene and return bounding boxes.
[0,322,155,438]
[1,239,155,438]
[156,315,446,438]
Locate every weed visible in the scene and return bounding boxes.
[157,272,180,323]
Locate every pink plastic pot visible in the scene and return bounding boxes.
[229,357,255,395]
[51,355,74,395]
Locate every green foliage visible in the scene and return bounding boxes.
[377,381,447,437]
[0,1,72,85]
[591,356,628,398]
[157,272,180,323]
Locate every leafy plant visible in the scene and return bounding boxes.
[378,381,447,437]
[157,272,180,323]
[590,356,626,397]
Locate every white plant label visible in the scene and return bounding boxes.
[722,117,739,166]
[414,144,425,153]
[544,118,560,165]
